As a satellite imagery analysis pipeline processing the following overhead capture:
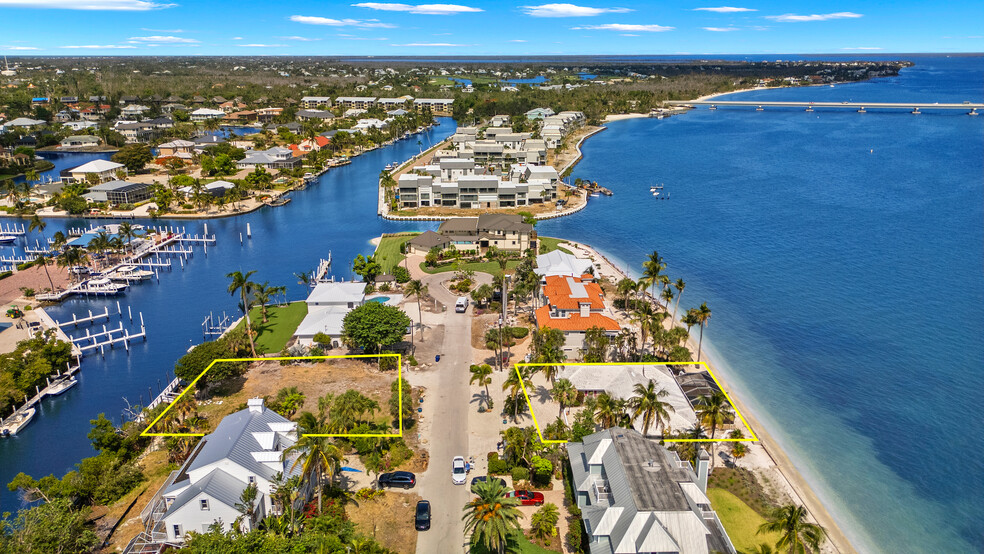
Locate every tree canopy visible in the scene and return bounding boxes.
[342,302,410,354]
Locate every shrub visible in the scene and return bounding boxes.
[378,350,399,371]
[355,487,384,501]
[488,452,509,475]
[182,203,194,209]
[407,355,418,366]
[489,301,501,312]
[379,282,391,292]
[566,517,583,552]
[309,346,324,356]
[388,439,414,467]
[511,466,530,484]
[509,327,529,339]
[531,455,553,486]
[393,265,410,283]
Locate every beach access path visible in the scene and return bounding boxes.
[559,238,851,554]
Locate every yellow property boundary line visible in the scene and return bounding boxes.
[141,354,403,438]
[515,361,759,445]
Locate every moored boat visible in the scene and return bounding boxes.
[2,406,36,437]
[109,265,153,282]
[46,376,78,396]
[81,277,128,295]
[0,235,17,244]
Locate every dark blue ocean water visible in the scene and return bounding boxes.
[1,56,981,553]
[538,56,984,553]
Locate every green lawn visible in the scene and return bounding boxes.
[374,234,418,273]
[469,529,556,554]
[538,236,573,255]
[419,259,521,275]
[707,488,781,553]
[234,301,308,354]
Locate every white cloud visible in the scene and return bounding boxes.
[391,42,468,46]
[765,12,862,22]
[141,27,184,32]
[522,3,631,17]
[693,6,756,12]
[232,37,243,40]
[508,39,528,42]
[280,36,321,41]
[129,35,199,43]
[2,46,40,50]
[60,44,138,48]
[0,0,174,10]
[352,3,482,15]
[703,27,739,31]
[572,23,673,32]
[619,33,638,36]
[339,36,389,40]
[290,15,396,28]
[238,44,288,48]
[840,46,881,50]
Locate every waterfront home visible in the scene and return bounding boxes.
[525,107,555,120]
[256,108,283,123]
[116,119,171,143]
[336,96,377,110]
[299,96,332,109]
[289,135,331,154]
[178,180,234,198]
[224,110,258,123]
[377,96,413,110]
[557,364,697,433]
[534,250,594,279]
[353,118,388,132]
[83,180,153,204]
[66,159,126,183]
[0,146,31,167]
[218,100,247,113]
[59,135,101,148]
[406,230,451,255]
[30,181,66,202]
[535,274,620,357]
[437,214,533,253]
[158,139,196,157]
[295,109,334,122]
[236,147,302,170]
[569,428,735,554]
[397,160,557,209]
[144,399,306,544]
[293,281,367,347]
[190,108,225,122]
[413,98,454,116]
[192,135,227,153]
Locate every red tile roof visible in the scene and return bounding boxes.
[535,306,620,332]
[541,275,606,311]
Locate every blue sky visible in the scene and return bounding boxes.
[0,1,982,56]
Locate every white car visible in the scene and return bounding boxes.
[452,456,467,485]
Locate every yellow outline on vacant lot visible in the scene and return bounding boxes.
[515,361,758,445]
[141,354,403,438]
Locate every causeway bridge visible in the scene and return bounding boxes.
[665,100,983,115]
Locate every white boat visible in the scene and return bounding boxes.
[303,172,315,181]
[110,265,153,282]
[0,235,16,244]
[653,192,660,197]
[69,266,92,275]
[46,377,78,396]
[2,406,36,437]
[81,278,128,295]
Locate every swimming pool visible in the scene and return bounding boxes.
[367,296,390,303]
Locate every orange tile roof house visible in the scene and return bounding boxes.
[536,274,620,357]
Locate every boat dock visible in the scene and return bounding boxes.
[666,100,984,114]
[202,311,233,339]
[0,360,81,436]
[0,223,25,236]
[71,314,147,356]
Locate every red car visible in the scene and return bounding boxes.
[507,490,544,506]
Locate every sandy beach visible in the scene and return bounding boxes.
[562,238,855,554]
[602,113,652,122]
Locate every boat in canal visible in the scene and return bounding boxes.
[46,376,78,397]
[80,277,128,295]
[108,265,154,282]
[1,407,36,437]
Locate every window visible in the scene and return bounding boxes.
[200,499,210,511]
[247,476,256,484]
[173,524,182,538]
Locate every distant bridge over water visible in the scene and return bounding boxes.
[665,100,983,115]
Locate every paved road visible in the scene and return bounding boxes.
[415,274,474,553]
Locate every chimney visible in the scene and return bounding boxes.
[247,398,265,414]
[579,302,590,318]
[696,448,710,492]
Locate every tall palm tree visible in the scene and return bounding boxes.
[696,302,712,362]
[671,278,686,326]
[252,281,272,323]
[27,215,54,292]
[616,277,636,311]
[731,443,748,468]
[502,367,533,422]
[282,412,344,515]
[227,270,258,357]
[660,287,674,315]
[757,504,827,554]
[551,378,578,418]
[57,247,87,283]
[642,250,665,301]
[593,393,623,429]
[695,390,734,468]
[404,279,428,341]
[470,363,493,409]
[628,380,675,436]
[117,221,141,255]
[462,478,523,554]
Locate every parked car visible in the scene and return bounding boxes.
[470,476,507,490]
[452,456,467,485]
[506,489,544,506]
[455,297,468,313]
[415,500,431,531]
[379,471,416,489]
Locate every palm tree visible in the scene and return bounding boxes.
[529,502,560,542]
[695,390,734,468]
[593,393,623,429]
[731,442,748,467]
[551,378,578,418]
[117,221,141,255]
[282,412,344,515]
[696,302,711,362]
[227,270,258,357]
[28,215,54,292]
[757,504,827,554]
[628,381,675,436]
[462,478,523,554]
[57,247,87,283]
[642,250,665,302]
[660,287,674,315]
[502,367,533,422]
[470,363,493,409]
[616,277,636,311]
[252,281,273,323]
[404,279,427,341]
[671,278,686,326]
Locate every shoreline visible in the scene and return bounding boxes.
[562,238,856,554]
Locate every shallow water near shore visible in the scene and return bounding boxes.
[537,55,984,553]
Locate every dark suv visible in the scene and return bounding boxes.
[470,476,507,490]
[415,500,431,531]
[378,471,416,489]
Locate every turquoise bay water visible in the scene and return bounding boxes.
[539,57,984,552]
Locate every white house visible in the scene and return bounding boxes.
[190,108,226,122]
[67,159,127,183]
[150,399,305,544]
[293,281,367,347]
[534,250,594,279]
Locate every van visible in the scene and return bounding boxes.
[455,297,468,313]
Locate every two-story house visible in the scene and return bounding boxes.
[535,274,620,356]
